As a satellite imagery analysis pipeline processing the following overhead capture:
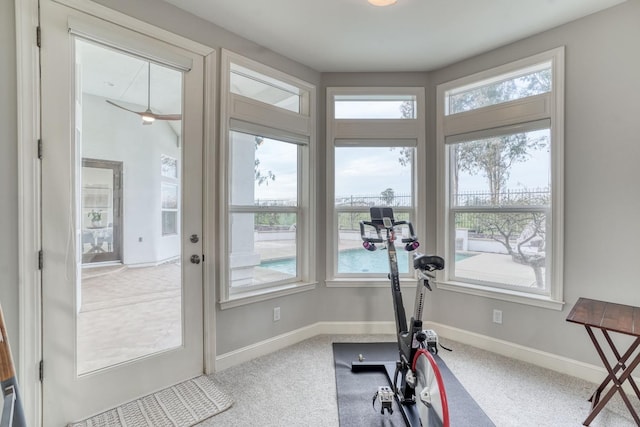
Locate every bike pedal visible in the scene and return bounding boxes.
[373,385,394,415]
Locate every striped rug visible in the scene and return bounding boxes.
[68,376,233,427]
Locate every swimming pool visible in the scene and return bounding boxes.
[260,250,474,275]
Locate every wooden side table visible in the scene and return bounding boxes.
[566,297,640,425]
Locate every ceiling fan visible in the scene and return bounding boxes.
[106,62,181,125]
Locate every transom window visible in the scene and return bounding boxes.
[230,62,308,114]
[445,62,552,115]
[437,48,564,309]
[334,94,417,119]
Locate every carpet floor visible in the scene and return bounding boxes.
[76,334,640,426]
[204,334,640,426]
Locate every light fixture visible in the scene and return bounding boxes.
[141,110,156,125]
[368,0,397,6]
[141,64,156,125]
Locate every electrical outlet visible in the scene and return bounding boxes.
[493,309,503,324]
[273,307,281,322]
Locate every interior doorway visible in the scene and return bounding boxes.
[81,158,122,264]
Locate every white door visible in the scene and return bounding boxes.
[40,2,205,425]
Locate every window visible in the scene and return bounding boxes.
[161,183,178,235]
[161,154,178,179]
[334,94,416,119]
[327,87,425,284]
[229,131,298,285]
[161,155,178,236]
[221,50,316,305]
[437,48,564,309]
[230,63,308,114]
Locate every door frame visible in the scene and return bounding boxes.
[15,1,217,425]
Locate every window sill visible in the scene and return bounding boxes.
[326,278,418,288]
[219,281,317,309]
[436,280,564,311]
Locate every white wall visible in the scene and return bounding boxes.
[83,94,181,266]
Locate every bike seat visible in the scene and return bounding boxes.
[413,254,445,271]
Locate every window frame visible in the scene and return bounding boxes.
[219,50,316,308]
[326,87,426,287]
[436,47,565,310]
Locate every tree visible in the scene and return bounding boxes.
[254,136,275,186]
[380,188,395,205]
[394,100,415,167]
[474,206,547,288]
[455,133,548,205]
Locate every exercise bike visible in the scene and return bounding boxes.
[351,207,449,427]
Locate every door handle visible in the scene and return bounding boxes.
[190,254,201,264]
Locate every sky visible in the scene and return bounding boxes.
[253,105,550,201]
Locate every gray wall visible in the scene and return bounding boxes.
[1,0,19,370]
[425,0,640,365]
[4,0,639,375]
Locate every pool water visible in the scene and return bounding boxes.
[260,250,474,275]
[338,248,410,274]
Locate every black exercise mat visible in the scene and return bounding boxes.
[333,342,495,426]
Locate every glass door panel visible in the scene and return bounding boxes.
[75,39,184,374]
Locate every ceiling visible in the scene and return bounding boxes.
[162,0,626,72]
[83,0,626,132]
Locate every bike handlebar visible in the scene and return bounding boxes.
[359,219,418,244]
[359,220,384,243]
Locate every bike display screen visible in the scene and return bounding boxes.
[370,207,394,227]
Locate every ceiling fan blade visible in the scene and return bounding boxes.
[149,113,182,121]
[107,65,182,123]
[107,100,181,121]
[105,100,145,116]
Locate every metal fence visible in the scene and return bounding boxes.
[453,188,550,207]
[335,192,412,207]
[252,189,549,233]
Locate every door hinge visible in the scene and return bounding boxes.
[38,250,43,270]
[39,360,44,382]
[37,139,42,159]
[36,26,41,48]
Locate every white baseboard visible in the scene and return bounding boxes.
[215,320,627,391]
[424,321,608,384]
[215,321,394,371]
